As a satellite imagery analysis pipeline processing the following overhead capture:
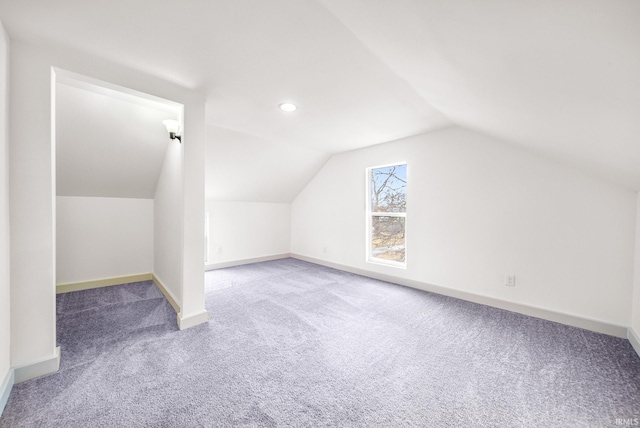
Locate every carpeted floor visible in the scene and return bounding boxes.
[1,258,639,427]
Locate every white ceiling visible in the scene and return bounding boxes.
[1,0,639,199]
[317,0,640,189]
[56,81,179,199]
[206,125,330,203]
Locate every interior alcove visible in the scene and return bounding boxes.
[53,68,183,310]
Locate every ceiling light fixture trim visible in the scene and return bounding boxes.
[279,103,297,112]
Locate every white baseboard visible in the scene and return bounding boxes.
[0,368,14,416]
[629,329,640,358]
[57,273,153,294]
[151,274,209,329]
[151,274,181,314]
[205,253,291,271]
[177,310,210,330]
[291,254,628,339]
[13,346,61,383]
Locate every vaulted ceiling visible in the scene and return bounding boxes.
[1,0,638,200]
[55,80,179,199]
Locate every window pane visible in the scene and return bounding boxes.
[370,164,406,213]
[371,216,405,263]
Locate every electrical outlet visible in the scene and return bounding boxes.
[322,246,327,254]
[505,275,516,287]
[216,246,222,254]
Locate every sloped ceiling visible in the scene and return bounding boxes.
[205,126,329,202]
[56,81,179,199]
[318,0,640,189]
[1,0,639,199]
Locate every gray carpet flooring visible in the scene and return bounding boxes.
[1,258,639,427]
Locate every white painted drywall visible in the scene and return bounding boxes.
[9,39,207,369]
[291,127,636,327]
[9,41,57,367]
[205,200,290,267]
[154,140,183,305]
[205,125,330,203]
[55,82,175,199]
[154,101,208,326]
[0,19,11,404]
[56,196,153,284]
[180,102,207,326]
[631,193,640,340]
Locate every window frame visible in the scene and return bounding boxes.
[365,162,407,269]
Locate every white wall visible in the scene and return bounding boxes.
[631,193,640,345]
[9,40,57,368]
[0,19,11,407]
[154,141,183,305]
[291,127,637,328]
[8,38,207,370]
[205,200,290,267]
[56,196,153,284]
[180,101,208,328]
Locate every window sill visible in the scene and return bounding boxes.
[366,258,406,269]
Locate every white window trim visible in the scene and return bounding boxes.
[365,162,407,269]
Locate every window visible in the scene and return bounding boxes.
[366,163,407,267]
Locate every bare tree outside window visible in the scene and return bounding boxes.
[368,164,406,265]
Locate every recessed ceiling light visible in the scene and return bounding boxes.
[279,103,297,112]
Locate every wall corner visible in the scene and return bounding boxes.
[13,346,60,384]
[0,368,14,416]
[629,328,640,359]
[177,310,210,331]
